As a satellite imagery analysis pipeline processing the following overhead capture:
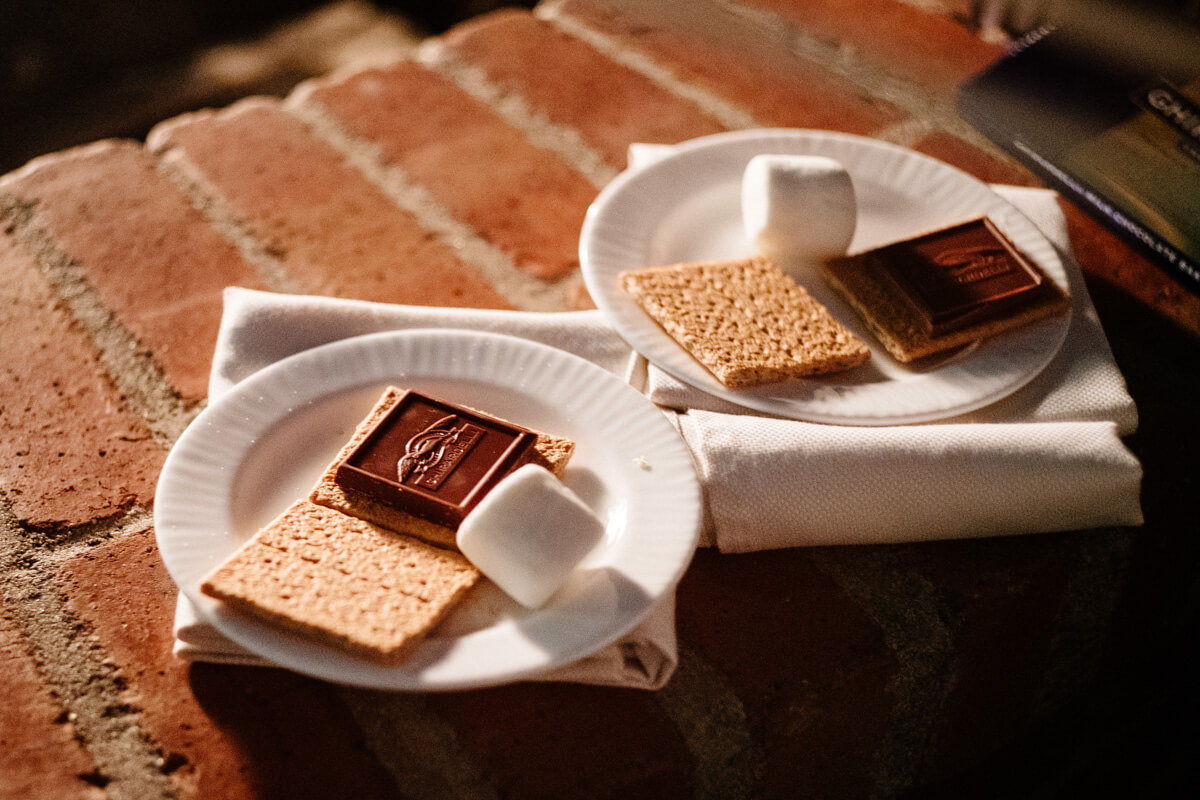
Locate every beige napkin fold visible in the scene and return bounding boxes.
[173,180,1142,684]
[172,593,677,689]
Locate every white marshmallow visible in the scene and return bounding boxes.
[741,154,858,269]
[456,465,605,608]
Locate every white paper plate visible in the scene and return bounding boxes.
[580,129,1072,424]
[155,330,701,690]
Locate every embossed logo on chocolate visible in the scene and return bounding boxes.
[873,217,1045,337]
[334,390,538,529]
[932,245,1020,285]
[397,414,484,489]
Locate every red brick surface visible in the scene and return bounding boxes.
[440,10,727,169]
[736,0,1006,89]
[0,230,162,531]
[149,99,512,309]
[0,614,104,800]
[1,140,264,404]
[1060,201,1200,334]
[910,131,1040,188]
[551,0,907,135]
[303,62,596,281]
[434,684,692,798]
[56,529,397,800]
[0,1,1195,798]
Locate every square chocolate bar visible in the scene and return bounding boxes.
[822,216,1070,362]
[868,217,1043,337]
[334,390,538,529]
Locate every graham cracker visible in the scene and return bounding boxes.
[309,386,575,550]
[619,255,870,388]
[823,242,1071,363]
[200,500,480,664]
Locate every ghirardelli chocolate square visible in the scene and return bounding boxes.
[869,217,1044,336]
[334,390,538,529]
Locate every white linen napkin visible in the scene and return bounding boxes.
[173,176,1142,686]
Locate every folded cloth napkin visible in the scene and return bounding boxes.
[174,176,1142,686]
[173,592,678,689]
[660,184,1143,548]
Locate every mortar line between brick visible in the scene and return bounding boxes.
[654,643,762,800]
[537,1,762,132]
[148,143,308,297]
[0,191,200,448]
[32,507,159,556]
[417,38,618,190]
[870,116,939,149]
[544,0,1007,160]
[284,86,585,312]
[708,0,1006,150]
[1036,528,1132,711]
[337,687,499,800]
[808,548,959,800]
[0,503,178,800]
[894,0,959,14]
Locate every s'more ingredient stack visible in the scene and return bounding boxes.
[201,387,577,664]
[824,216,1070,362]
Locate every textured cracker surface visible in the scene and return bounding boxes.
[310,386,575,549]
[823,249,1071,362]
[200,500,480,663]
[620,255,870,388]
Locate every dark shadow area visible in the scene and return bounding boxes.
[0,0,535,174]
[913,277,1200,799]
[185,661,401,798]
